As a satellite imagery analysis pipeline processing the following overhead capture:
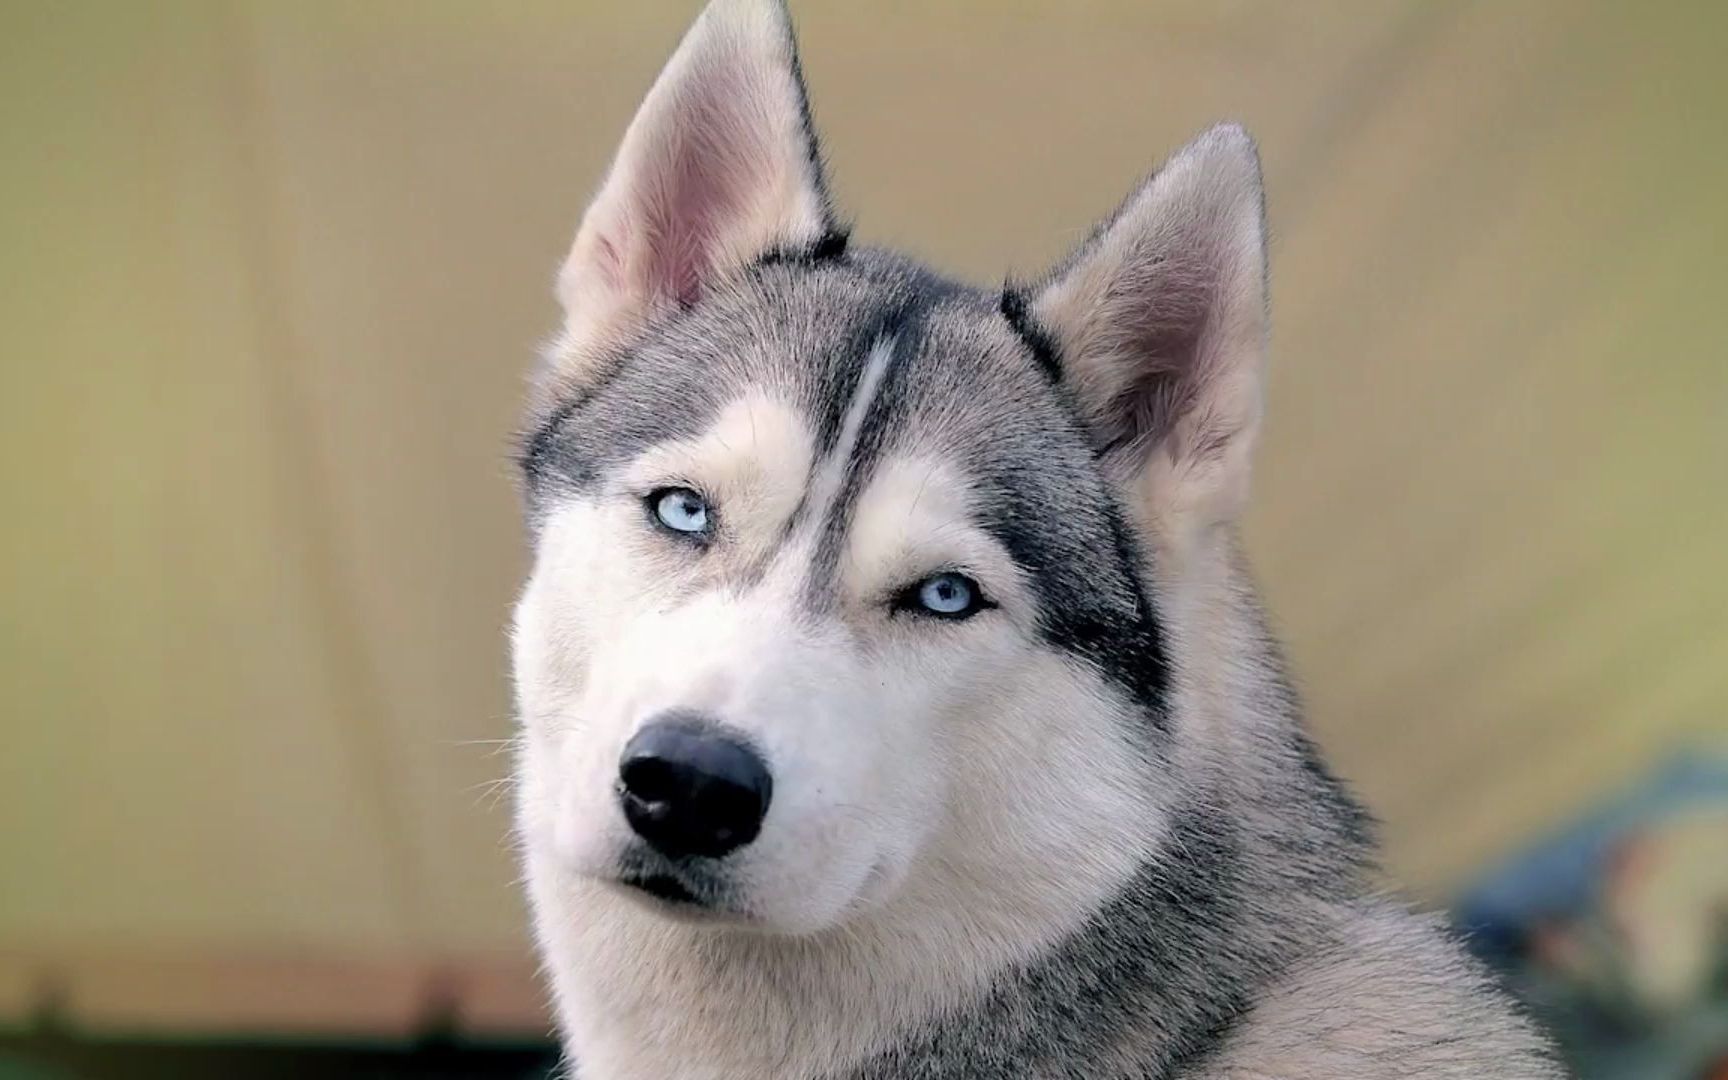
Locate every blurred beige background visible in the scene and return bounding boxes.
[2,0,1724,1039]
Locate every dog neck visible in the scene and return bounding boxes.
[838,797,1366,1079]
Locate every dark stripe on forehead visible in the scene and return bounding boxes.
[808,298,913,461]
[802,321,923,607]
[737,293,919,592]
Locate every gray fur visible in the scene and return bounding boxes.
[524,251,1167,692]
[509,2,1562,1077]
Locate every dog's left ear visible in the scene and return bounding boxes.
[551,0,836,389]
[1025,124,1267,547]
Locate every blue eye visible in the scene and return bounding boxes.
[650,487,712,538]
[902,571,988,620]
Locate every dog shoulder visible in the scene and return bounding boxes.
[1185,899,1561,1080]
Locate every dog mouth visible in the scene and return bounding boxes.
[607,848,742,918]
[619,870,703,906]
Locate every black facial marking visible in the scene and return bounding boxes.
[1094,498,1173,708]
[754,227,851,269]
[999,283,1063,385]
[808,227,851,261]
[804,317,922,603]
[977,484,1170,728]
[806,293,915,461]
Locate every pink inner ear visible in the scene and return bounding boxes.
[594,233,625,292]
[1099,244,1220,454]
[662,147,724,307]
[619,56,777,309]
[564,2,832,327]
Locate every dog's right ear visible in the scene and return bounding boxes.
[549,0,836,389]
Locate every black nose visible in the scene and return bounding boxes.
[618,714,772,860]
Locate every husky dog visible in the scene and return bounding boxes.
[510,1,1559,1076]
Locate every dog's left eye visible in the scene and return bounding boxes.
[896,572,990,621]
[649,487,713,538]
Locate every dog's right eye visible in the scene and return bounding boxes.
[648,487,714,540]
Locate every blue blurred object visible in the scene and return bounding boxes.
[1459,753,1728,934]
[1455,749,1728,1080]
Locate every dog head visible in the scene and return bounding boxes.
[513,0,1268,937]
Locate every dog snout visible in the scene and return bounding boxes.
[618,713,772,860]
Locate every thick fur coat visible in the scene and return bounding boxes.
[509,2,1562,1077]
